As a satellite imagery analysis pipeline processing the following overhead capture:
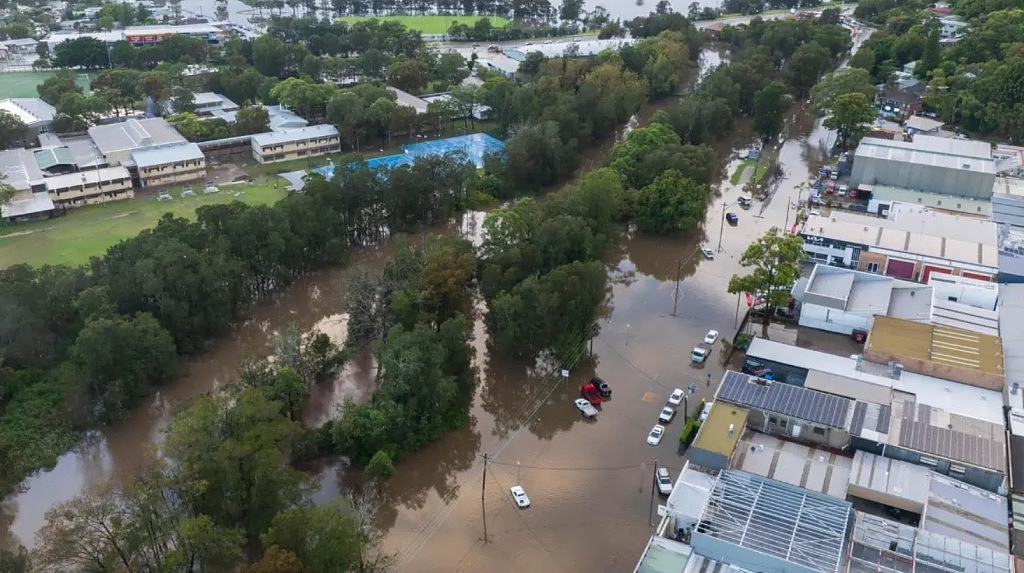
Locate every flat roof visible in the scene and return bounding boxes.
[691,403,747,457]
[867,316,1004,377]
[88,118,186,156]
[848,450,930,511]
[193,92,237,108]
[848,510,1011,573]
[0,192,54,218]
[695,470,852,573]
[251,124,338,147]
[745,338,1005,424]
[803,264,931,318]
[733,431,852,499]
[131,142,203,168]
[906,116,944,132]
[886,202,997,244]
[717,370,852,429]
[993,177,1024,198]
[43,166,131,192]
[802,212,999,269]
[0,148,45,190]
[931,299,999,337]
[666,462,717,522]
[855,135,995,174]
[0,98,56,125]
[871,185,992,216]
[922,474,1009,551]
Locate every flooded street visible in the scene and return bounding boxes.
[0,34,842,566]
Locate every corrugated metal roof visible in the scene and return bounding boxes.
[131,142,204,169]
[34,146,76,170]
[251,124,338,147]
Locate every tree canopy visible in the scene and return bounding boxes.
[727,228,805,337]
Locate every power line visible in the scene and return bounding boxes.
[486,469,562,568]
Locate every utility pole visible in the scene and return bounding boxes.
[481,453,489,543]
[649,459,658,526]
[672,257,683,317]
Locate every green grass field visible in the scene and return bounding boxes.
[0,183,285,268]
[336,15,508,33]
[0,70,93,98]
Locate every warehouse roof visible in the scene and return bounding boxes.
[847,450,930,512]
[0,98,56,126]
[866,316,1004,378]
[0,148,45,191]
[855,135,995,173]
[921,474,1009,551]
[131,142,203,169]
[695,470,852,573]
[870,185,991,216]
[745,338,1004,424]
[905,115,945,133]
[88,118,186,156]
[0,192,54,219]
[801,211,999,269]
[898,402,1006,472]
[717,370,851,429]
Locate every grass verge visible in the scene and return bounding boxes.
[0,182,285,268]
[730,160,749,185]
[335,15,508,34]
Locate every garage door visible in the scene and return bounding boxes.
[962,271,992,282]
[922,265,951,284]
[885,259,915,280]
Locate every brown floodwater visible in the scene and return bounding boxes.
[0,47,811,568]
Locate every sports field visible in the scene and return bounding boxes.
[0,183,285,268]
[0,70,93,98]
[336,15,508,33]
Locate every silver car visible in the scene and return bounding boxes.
[574,398,598,418]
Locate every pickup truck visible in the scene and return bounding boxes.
[590,376,612,398]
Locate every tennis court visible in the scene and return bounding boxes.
[313,133,505,179]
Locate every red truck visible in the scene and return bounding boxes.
[581,383,603,405]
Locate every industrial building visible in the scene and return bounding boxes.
[852,135,996,199]
[800,203,999,283]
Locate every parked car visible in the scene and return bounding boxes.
[580,383,603,405]
[647,425,665,445]
[509,485,531,508]
[699,401,713,422]
[704,329,719,345]
[738,195,752,208]
[701,246,715,259]
[668,388,684,406]
[574,398,598,418]
[691,347,710,363]
[726,212,739,225]
[658,406,676,424]
[590,376,612,398]
[655,467,673,495]
[838,185,848,197]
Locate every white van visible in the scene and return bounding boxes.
[699,401,714,423]
[691,347,710,363]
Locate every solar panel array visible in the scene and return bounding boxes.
[718,370,852,429]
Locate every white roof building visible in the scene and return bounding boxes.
[88,118,187,165]
[0,98,56,130]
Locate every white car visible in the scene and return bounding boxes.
[668,388,684,406]
[655,467,673,495]
[704,329,719,345]
[699,401,714,423]
[509,485,531,508]
[701,247,715,259]
[574,398,598,418]
[691,347,710,363]
[647,425,665,445]
[658,406,676,424]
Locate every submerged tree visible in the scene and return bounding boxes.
[727,228,805,338]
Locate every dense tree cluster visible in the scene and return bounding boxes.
[0,152,474,501]
[852,0,1024,142]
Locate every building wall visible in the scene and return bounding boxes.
[687,447,729,472]
[137,158,207,188]
[798,303,871,336]
[857,251,889,274]
[993,195,1024,227]
[850,437,1005,493]
[742,408,849,449]
[851,154,996,199]
[862,345,1004,390]
[251,135,340,164]
[49,179,133,207]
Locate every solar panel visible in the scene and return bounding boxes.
[718,371,852,429]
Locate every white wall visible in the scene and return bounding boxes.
[930,276,998,309]
[798,303,871,335]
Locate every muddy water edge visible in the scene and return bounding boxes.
[0,49,765,571]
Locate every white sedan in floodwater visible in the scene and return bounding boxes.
[510,485,531,508]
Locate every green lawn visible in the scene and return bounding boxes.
[336,15,508,33]
[0,70,93,98]
[730,161,749,185]
[0,182,285,268]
